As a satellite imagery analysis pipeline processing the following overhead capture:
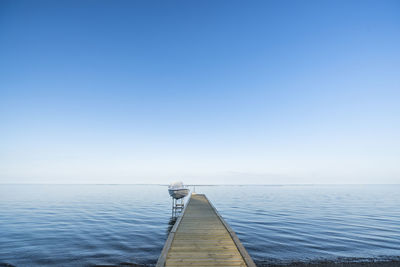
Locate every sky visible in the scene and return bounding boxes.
[0,0,399,184]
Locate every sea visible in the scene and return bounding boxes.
[0,184,399,266]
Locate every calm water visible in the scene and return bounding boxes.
[1,185,400,266]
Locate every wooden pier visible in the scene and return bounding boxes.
[156,193,256,267]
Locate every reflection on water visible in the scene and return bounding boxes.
[1,184,400,266]
[167,217,177,233]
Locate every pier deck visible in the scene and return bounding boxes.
[156,193,256,267]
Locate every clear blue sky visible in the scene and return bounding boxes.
[1,0,399,184]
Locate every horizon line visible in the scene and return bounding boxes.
[1,183,400,186]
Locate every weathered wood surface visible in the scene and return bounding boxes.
[156,193,256,267]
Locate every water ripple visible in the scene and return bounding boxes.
[1,184,400,266]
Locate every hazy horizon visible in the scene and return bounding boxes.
[1,181,400,186]
[1,0,399,185]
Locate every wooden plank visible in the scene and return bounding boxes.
[203,195,257,267]
[156,195,193,267]
[156,193,256,267]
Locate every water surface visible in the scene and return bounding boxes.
[1,184,399,266]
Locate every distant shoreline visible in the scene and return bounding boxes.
[1,183,400,186]
[256,259,400,267]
